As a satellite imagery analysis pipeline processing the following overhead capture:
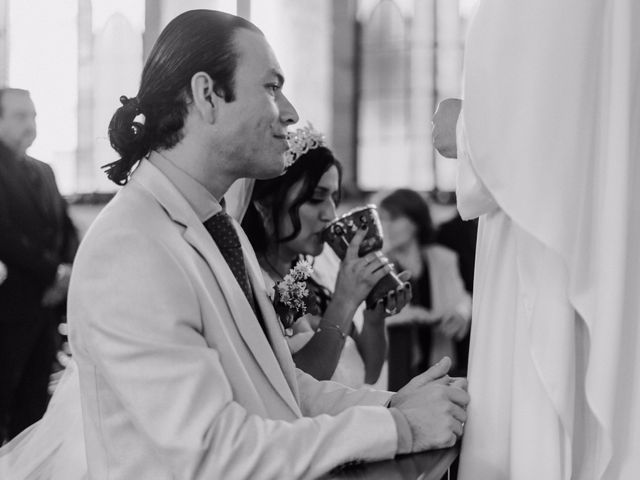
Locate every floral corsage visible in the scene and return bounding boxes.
[272,259,318,336]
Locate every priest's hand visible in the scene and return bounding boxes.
[432,98,462,158]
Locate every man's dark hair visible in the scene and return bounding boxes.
[379,188,436,245]
[105,10,262,185]
[242,146,343,255]
[0,88,30,117]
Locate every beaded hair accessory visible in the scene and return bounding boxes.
[284,123,325,167]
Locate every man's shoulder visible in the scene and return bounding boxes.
[87,183,168,235]
[75,187,188,284]
[23,154,52,171]
[24,154,46,165]
[21,155,59,184]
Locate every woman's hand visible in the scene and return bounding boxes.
[333,227,393,311]
[377,270,412,316]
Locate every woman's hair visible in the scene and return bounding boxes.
[105,10,262,185]
[379,188,435,245]
[242,146,342,256]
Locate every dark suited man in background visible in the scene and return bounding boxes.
[0,87,79,442]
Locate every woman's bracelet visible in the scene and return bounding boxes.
[316,321,349,339]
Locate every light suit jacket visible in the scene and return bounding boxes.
[68,161,397,480]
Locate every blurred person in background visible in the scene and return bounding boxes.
[436,213,477,296]
[435,212,477,379]
[0,88,78,443]
[378,188,471,390]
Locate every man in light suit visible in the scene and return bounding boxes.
[68,10,469,479]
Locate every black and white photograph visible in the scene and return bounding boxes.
[0,1,638,479]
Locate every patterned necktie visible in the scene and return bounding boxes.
[203,211,256,313]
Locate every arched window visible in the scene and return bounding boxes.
[91,12,144,192]
[356,0,469,193]
[357,0,412,191]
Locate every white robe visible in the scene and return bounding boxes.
[457,0,640,478]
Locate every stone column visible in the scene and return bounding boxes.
[92,14,143,192]
[434,0,462,191]
[76,0,94,191]
[237,0,250,19]
[0,0,8,85]
[411,0,438,190]
[331,0,358,192]
[143,0,162,62]
[252,0,332,139]
[159,0,237,28]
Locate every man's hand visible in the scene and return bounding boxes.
[432,98,462,158]
[389,357,469,452]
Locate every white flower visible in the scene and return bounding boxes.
[292,259,313,278]
[273,259,314,323]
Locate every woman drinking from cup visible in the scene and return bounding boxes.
[242,125,409,387]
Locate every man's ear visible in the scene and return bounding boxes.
[190,71,220,124]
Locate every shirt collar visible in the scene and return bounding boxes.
[148,151,222,222]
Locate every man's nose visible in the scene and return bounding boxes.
[279,93,299,125]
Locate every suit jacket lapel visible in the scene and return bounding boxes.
[183,225,300,413]
[240,232,301,405]
[132,161,300,414]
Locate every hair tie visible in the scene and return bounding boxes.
[119,95,139,110]
[119,95,146,135]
